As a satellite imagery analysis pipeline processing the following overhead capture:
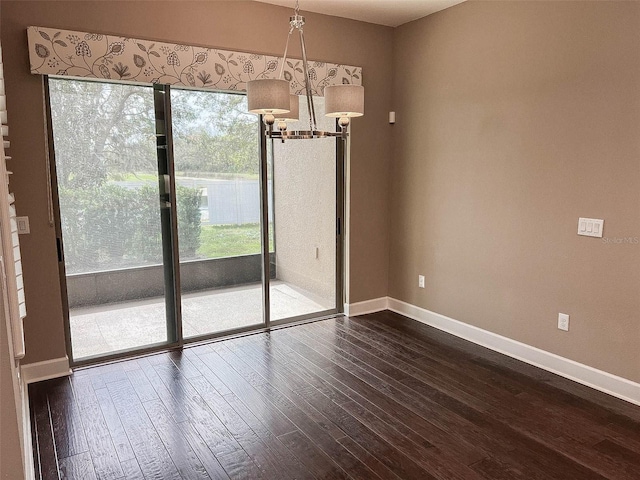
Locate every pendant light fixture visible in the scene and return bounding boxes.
[247,0,364,140]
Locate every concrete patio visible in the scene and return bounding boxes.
[69,281,332,360]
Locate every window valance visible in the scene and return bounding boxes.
[27,26,362,95]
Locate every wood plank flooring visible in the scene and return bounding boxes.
[29,311,640,479]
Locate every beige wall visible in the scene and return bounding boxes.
[390,1,640,382]
[2,0,637,385]
[0,1,394,364]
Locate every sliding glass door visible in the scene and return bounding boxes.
[268,96,339,323]
[48,78,342,364]
[49,80,173,360]
[170,88,265,338]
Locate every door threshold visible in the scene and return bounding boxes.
[71,312,344,371]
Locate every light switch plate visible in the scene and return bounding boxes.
[16,216,30,234]
[578,217,604,238]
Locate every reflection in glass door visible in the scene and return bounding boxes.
[171,89,265,338]
[49,79,172,361]
[269,96,339,322]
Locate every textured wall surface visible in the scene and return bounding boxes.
[390,1,640,382]
[0,0,393,364]
[273,97,337,306]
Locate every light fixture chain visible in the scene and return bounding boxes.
[247,0,360,140]
[298,28,317,131]
[279,26,295,80]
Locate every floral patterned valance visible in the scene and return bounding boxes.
[27,26,362,95]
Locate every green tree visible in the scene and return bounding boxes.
[49,79,157,188]
[49,80,261,273]
[171,89,258,175]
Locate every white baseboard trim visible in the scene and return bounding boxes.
[21,356,71,384]
[346,296,639,406]
[387,298,640,406]
[345,297,389,317]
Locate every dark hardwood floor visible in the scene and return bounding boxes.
[29,311,640,479]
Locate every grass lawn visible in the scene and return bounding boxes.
[111,172,260,182]
[197,224,273,258]
[109,172,157,182]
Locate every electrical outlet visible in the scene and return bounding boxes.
[418,275,425,288]
[558,313,569,332]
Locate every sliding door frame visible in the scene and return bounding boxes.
[259,118,272,329]
[153,84,182,346]
[44,77,75,367]
[46,78,345,367]
[45,77,183,367]
[335,127,346,314]
[267,119,345,328]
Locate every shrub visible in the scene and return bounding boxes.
[59,182,202,273]
[129,184,163,264]
[176,185,202,259]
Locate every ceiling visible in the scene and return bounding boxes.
[252,0,467,28]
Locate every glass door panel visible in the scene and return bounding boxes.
[51,81,342,361]
[269,97,337,322]
[170,89,265,337]
[49,79,170,360]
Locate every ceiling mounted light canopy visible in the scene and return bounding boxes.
[246,0,364,141]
